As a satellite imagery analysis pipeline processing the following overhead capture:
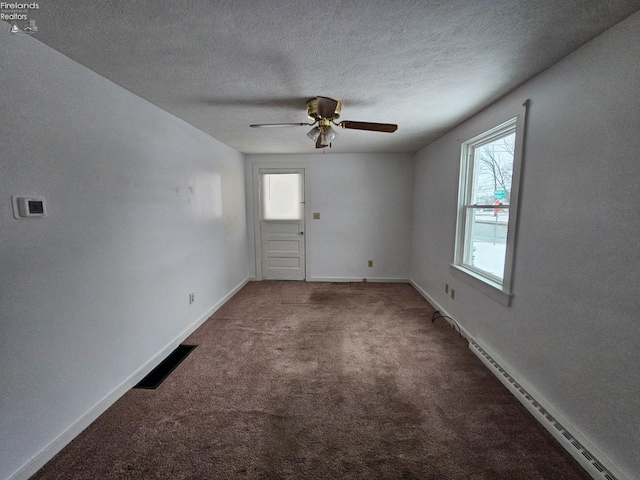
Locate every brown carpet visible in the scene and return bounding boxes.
[32,282,590,479]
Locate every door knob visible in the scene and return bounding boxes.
[298,232,304,236]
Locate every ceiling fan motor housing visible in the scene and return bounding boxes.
[306,97,342,121]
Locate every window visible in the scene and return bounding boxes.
[452,103,527,305]
[261,173,303,220]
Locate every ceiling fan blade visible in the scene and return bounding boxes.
[339,121,398,133]
[250,122,311,128]
[316,97,339,119]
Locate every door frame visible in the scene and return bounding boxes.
[252,162,310,280]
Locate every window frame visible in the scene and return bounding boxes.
[451,102,528,306]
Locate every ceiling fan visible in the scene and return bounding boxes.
[250,96,398,148]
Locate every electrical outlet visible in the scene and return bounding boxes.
[368,260,373,267]
[451,289,455,300]
[313,212,320,219]
[445,283,449,294]
[189,292,195,304]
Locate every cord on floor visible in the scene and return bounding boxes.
[431,310,462,339]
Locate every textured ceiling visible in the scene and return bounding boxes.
[22,0,640,154]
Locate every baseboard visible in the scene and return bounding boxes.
[177,277,250,343]
[308,276,409,283]
[469,340,624,480]
[409,279,626,480]
[9,277,250,480]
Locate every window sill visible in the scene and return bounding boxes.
[449,264,513,306]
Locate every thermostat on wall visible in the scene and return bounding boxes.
[12,196,47,219]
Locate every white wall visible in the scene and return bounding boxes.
[410,12,640,480]
[246,153,415,282]
[0,35,248,479]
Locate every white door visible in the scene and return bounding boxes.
[259,170,305,280]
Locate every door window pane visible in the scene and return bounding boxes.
[262,173,302,220]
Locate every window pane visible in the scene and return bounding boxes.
[262,173,302,220]
[464,207,509,281]
[471,132,515,206]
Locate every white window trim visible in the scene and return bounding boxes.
[451,101,528,306]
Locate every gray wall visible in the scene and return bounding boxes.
[246,153,415,282]
[0,36,249,479]
[410,12,640,479]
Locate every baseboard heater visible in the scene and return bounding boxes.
[134,344,197,390]
[469,339,617,480]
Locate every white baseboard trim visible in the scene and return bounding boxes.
[308,276,409,283]
[409,279,626,480]
[177,278,250,343]
[9,277,250,480]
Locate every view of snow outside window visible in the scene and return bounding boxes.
[464,132,515,281]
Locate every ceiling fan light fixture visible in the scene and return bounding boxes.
[318,126,337,146]
[307,126,321,142]
[324,126,337,143]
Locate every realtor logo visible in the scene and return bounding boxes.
[3,2,39,34]
[8,18,37,34]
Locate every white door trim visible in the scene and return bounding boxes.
[252,162,310,280]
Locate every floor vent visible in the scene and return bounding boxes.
[134,344,197,390]
[469,339,617,480]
